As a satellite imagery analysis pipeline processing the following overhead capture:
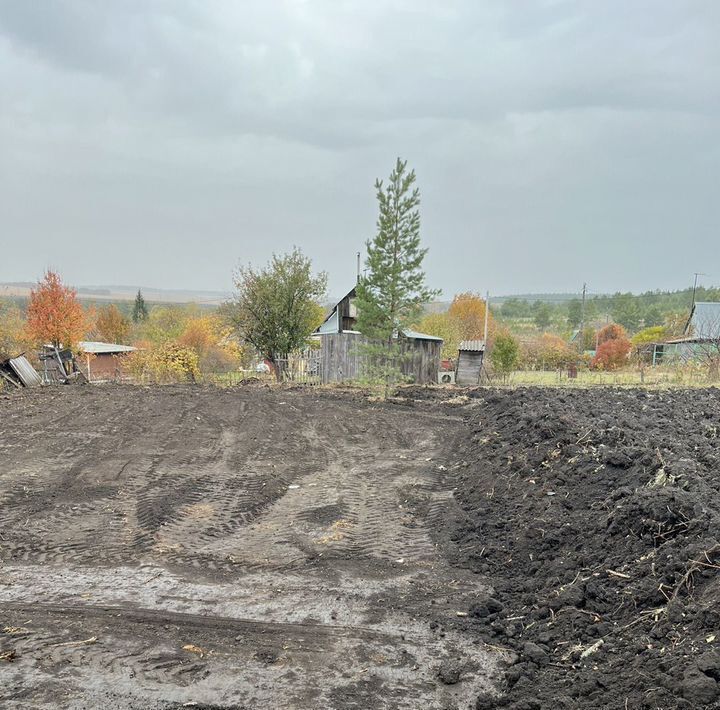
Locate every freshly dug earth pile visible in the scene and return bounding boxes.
[445,387,720,709]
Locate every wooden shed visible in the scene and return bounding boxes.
[78,341,137,382]
[456,340,485,386]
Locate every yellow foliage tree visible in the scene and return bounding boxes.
[520,333,577,370]
[177,315,217,356]
[414,312,461,359]
[125,342,200,383]
[631,326,667,346]
[0,301,33,358]
[448,292,495,342]
[95,304,131,344]
[177,313,244,373]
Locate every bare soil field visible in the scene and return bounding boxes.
[2,384,720,709]
[0,384,504,709]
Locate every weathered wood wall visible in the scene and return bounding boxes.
[321,333,441,384]
[456,350,483,386]
[321,332,365,383]
[399,337,443,385]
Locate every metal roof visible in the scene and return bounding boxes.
[665,336,701,344]
[458,339,486,352]
[79,341,137,354]
[402,329,443,342]
[316,309,339,335]
[687,302,720,339]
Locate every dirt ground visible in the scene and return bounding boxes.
[0,384,506,710]
[441,387,720,710]
[3,384,720,710]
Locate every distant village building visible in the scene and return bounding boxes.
[659,302,720,363]
[314,287,443,384]
[654,302,720,364]
[456,340,485,385]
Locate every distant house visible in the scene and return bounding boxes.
[655,302,720,364]
[78,341,137,382]
[314,287,443,384]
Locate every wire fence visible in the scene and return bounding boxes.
[274,352,323,386]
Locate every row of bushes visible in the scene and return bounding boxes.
[514,324,635,372]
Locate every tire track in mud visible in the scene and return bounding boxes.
[0,388,312,568]
[0,386,506,710]
[1,391,463,573]
[194,403,460,573]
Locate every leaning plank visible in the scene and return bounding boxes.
[0,368,22,389]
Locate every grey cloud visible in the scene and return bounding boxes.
[0,1,719,296]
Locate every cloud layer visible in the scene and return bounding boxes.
[1,0,719,297]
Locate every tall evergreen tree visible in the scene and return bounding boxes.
[132,289,149,323]
[356,158,439,345]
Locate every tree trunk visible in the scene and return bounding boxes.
[271,355,286,382]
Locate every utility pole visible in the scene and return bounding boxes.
[483,291,490,346]
[580,282,587,332]
[691,272,706,310]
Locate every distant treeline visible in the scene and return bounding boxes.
[496,286,720,332]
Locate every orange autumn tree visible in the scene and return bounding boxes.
[591,338,632,370]
[448,292,495,341]
[596,323,627,346]
[26,270,86,348]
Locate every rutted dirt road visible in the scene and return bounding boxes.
[0,384,505,709]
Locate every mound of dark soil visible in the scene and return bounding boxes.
[447,388,720,709]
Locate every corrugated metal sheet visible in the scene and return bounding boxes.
[9,356,42,387]
[458,339,485,352]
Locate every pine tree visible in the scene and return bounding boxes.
[355,158,439,395]
[356,158,439,344]
[566,299,583,328]
[132,289,148,323]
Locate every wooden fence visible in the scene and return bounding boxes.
[319,333,441,384]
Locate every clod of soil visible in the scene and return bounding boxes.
[437,660,463,685]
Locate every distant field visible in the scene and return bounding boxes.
[0,283,230,306]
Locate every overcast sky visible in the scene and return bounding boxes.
[1,1,719,299]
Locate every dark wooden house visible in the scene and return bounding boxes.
[456,340,485,385]
[316,287,359,335]
[314,288,443,384]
